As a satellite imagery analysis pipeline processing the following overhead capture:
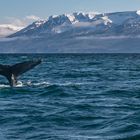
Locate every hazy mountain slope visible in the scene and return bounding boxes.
[1,11,140,53]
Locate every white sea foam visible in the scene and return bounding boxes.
[30,81,95,87]
[32,81,50,86]
[16,81,23,87]
[55,82,84,86]
[0,81,93,89]
[26,81,50,86]
[0,81,23,88]
[0,84,10,88]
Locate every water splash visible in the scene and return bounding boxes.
[0,84,10,88]
[16,81,23,87]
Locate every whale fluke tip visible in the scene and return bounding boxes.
[0,59,42,87]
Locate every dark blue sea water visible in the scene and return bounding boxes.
[0,54,140,140]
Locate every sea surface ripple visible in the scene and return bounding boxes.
[0,54,140,140]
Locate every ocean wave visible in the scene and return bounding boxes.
[0,81,23,89]
[26,81,94,87]
[0,81,95,89]
[0,84,10,88]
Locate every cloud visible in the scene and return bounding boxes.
[0,17,26,37]
[0,15,42,37]
[0,24,23,30]
[76,35,140,40]
[5,15,41,27]
[26,15,40,21]
[0,24,24,37]
[5,17,26,26]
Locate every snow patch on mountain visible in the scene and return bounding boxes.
[136,10,140,16]
[66,14,76,23]
[101,16,112,25]
[8,10,140,38]
[88,12,99,19]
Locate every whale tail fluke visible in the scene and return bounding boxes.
[11,59,42,77]
[0,59,42,87]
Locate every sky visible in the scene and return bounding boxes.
[0,0,140,32]
[1,0,140,19]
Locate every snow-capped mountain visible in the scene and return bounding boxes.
[1,10,140,53]
[9,10,140,38]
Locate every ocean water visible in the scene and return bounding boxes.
[0,54,140,140]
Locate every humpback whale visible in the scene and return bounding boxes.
[0,59,42,87]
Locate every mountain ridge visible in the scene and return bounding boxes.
[1,10,140,53]
[9,10,140,38]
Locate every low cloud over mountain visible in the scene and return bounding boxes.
[0,15,41,37]
[1,11,140,53]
